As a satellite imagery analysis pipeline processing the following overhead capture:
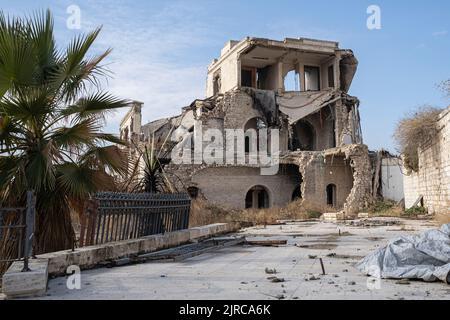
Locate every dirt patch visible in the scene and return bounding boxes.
[365,237,385,241]
[326,253,364,260]
[346,219,402,227]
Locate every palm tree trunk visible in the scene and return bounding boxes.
[34,205,75,254]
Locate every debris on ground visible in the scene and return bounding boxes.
[246,239,287,247]
[267,276,285,283]
[395,279,411,285]
[356,223,450,284]
[308,255,317,259]
[347,219,401,227]
[265,267,277,274]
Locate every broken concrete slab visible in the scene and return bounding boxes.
[2,259,48,299]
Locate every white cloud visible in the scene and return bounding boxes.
[432,30,448,37]
[65,0,216,134]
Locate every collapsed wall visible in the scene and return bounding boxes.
[281,144,373,214]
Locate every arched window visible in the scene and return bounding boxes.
[326,184,337,207]
[284,69,300,91]
[244,117,267,153]
[245,185,270,209]
[292,120,315,151]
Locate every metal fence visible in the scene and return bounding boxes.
[79,192,191,246]
[0,191,36,273]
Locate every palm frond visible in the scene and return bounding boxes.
[61,92,129,120]
[50,117,101,150]
[80,145,128,176]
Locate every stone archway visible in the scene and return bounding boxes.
[292,119,316,151]
[245,185,270,209]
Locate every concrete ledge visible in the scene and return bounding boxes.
[38,222,240,276]
[322,212,344,221]
[358,212,370,219]
[2,259,48,299]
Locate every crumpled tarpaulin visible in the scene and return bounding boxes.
[356,223,450,284]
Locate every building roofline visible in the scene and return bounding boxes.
[208,36,341,72]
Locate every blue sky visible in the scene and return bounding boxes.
[1,0,449,152]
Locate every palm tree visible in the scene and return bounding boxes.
[0,10,129,254]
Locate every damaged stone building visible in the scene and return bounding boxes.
[120,37,373,214]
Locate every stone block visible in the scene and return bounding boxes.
[2,259,48,299]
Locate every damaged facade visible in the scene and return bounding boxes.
[120,37,373,214]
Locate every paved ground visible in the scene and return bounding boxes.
[36,218,450,300]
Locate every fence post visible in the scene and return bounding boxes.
[22,191,36,272]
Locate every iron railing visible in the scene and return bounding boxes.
[79,192,191,246]
[0,191,36,272]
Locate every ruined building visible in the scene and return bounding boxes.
[120,37,373,214]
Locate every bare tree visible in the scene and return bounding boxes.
[394,106,444,172]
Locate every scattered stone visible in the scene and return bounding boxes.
[326,253,336,257]
[308,255,317,259]
[160,275,166,278]
[240,282,248,285]
[333,274,339,278]
[348,281,356,285]
[308,275,320,281]
[342,269,349,272]
[328,281,335,284]
[268,276,285,283]
[265,267,277,274]
[293,296,299,300]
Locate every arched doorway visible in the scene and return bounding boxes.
[292,120,316,151]
[187,186,199,199]
[244,117,267,153]
[326,184,337,207]
[292,185,302,201]
[245,185,270,209]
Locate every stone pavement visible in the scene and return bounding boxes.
[34,218,450,300]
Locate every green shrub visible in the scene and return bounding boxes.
[369,200,395,213]
[404,206,427,215]
[306,211,322,219]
